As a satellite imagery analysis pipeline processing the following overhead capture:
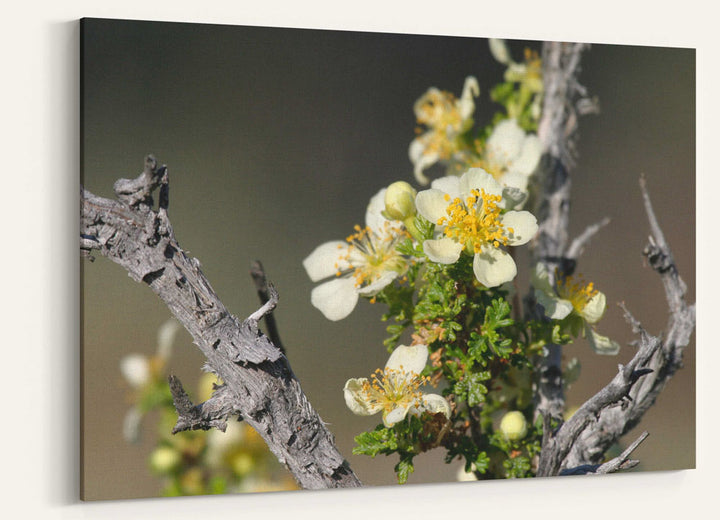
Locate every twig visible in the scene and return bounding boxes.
[593,431,648,474]
[560,431,648,475]
[250,260,286,355]
[565,217,611,262]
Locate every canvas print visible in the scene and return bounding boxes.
[80,18,695,500]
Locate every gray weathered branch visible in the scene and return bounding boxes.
[531,42,694,475]
[81,155,361,489]
[532,41,595,424]
[559,178,695,470]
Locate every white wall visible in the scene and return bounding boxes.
[2,1,715,518]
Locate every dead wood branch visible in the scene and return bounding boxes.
[80,155,361,489]
[558,178,695,470]
[532,41,595,424]
[531,43,694,476]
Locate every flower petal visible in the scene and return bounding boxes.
[122,406,143,442]
[489,39,511,64]
[365,188,389,233]
[386,344,428,375]
[409,137,437,185]
[423,237,463,264]
[501,211,538,246]
[458,76,480,119]
[501,170,530,194]
[120,354,150,388]
[156,319,180,360]
[344,378,381,416]
[415,189,450,225]
[303,241,350,282]
[460,168,503,199]
[512,134,542,176]
[535,289,574,320]
[356,271,398,296]
[473,247,517,287]
[430,175,461,200]
[582,291,607,324]
[487,119,524,162]
[420,394,451,419]
[310,277,359,321]
[383,406,410,427]
[585,326,621,355]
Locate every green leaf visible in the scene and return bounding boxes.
[503,455,532,478]
[454,372,490,407]
[395,455,415,484]
[352,426,398,457]
[413,214,435,241]
[490,82,515,105]
[474,451,490,474]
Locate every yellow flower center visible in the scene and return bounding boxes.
[360,368,428,414]
[437,189,513,253]
[336,223,408,287]
[416,90,463,130]
[414,90,467,161]
[556,275,598,314]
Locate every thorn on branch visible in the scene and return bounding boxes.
[168,374,234,433]
[565,216,611,261]
[246,274,280,332]
[250,261,286,355]
[113,154,166,208]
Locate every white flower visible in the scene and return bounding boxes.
[531,263,620,355]
[489,38,511,65]
[120,318,179,388]
[344,344,451,428]
[409,76,480,185]
[482,119,542,194]
[303,189,410,321]
[206,419,246,468]
[156,319,180,360]
[415,168,538,288]
[120,353,151,388]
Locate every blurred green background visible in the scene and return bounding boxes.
[80,19,695,500]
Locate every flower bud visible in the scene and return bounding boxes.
[149,446,181,474]
[499,411,527,441]
[384,181,417,221]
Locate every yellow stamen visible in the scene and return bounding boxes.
[337,223,408,288]
[556,274,598,314]
[360,368,428,414]
[437,189,509,253]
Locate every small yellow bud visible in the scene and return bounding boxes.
[149,446,182,474]
[230,452,255,476]
[384,181,417,221]
[499,411,527,441]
